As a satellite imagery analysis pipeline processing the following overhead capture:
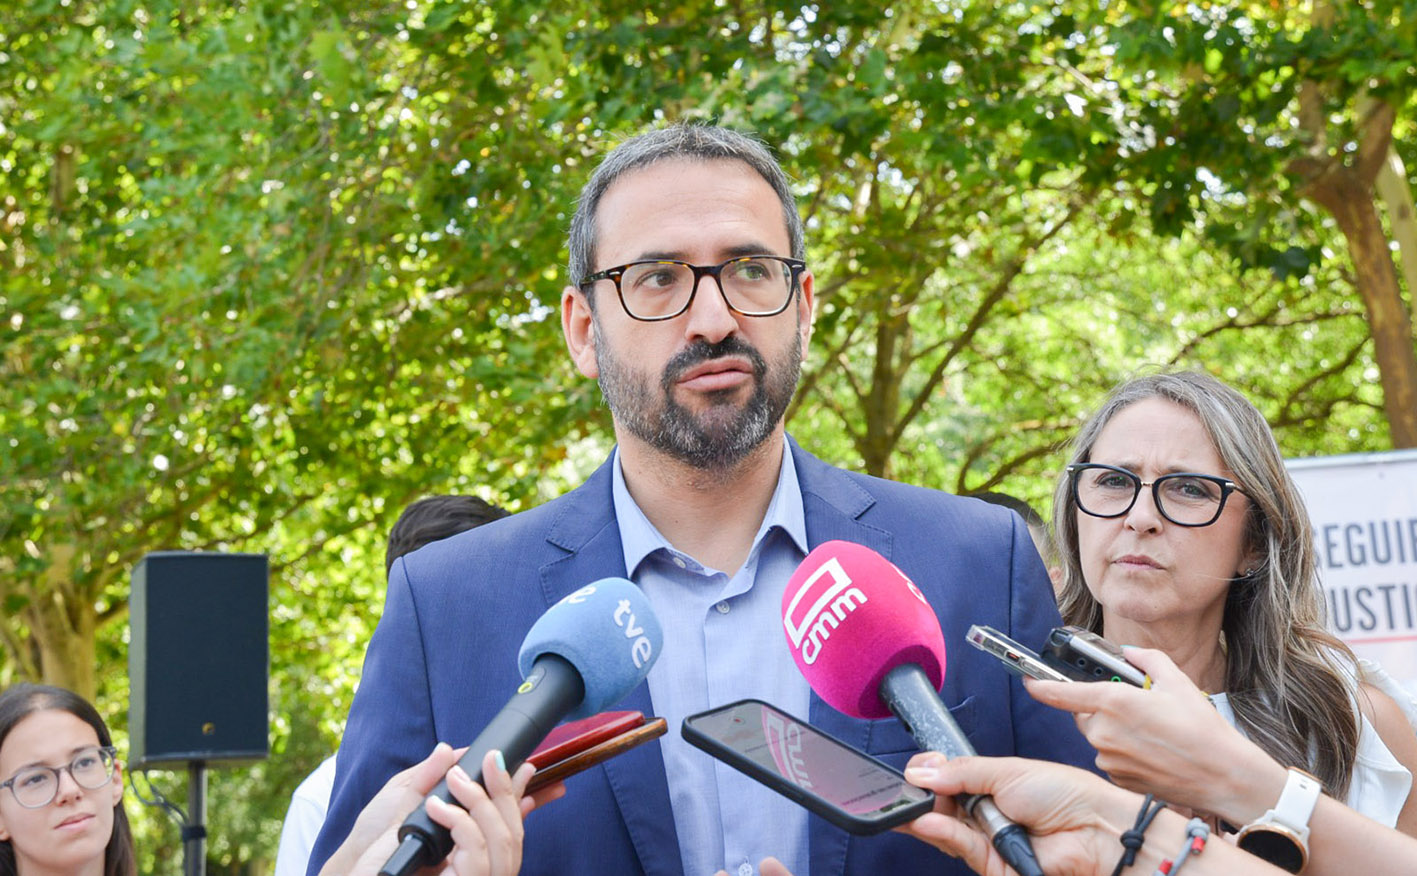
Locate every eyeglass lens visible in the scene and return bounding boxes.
[619,257,794,318]
[5,746,116,808]
[1073,465,1228,526]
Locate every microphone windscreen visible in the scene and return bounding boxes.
[782,541,946,719]
[517,578,663,719]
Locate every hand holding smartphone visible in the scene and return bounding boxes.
[682,698,935,835]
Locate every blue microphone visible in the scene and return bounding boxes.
[380,578,662,876]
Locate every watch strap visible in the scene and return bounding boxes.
[1259,767,1322,845]
[1236,767,1322,873]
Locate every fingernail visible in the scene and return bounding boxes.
[493,750,506,772]
[451,765,471,783]
[905,765,939,780]
[434,741,451,754]
[1120,644,1137,650]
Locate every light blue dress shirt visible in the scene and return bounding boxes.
[612,443,811,876]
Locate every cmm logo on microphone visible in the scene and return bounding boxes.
[783,557,868,665]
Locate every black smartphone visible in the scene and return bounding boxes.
[682,698,936,835]
[1041,625,1151,688]
[966,624,1075,683]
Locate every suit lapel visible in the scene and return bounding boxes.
[540,456,685,876]
[793,440,894,876]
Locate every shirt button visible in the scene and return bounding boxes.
[716,600,731,614]
[673,556,687,569]
[738,864,752,876]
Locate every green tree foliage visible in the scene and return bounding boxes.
[1056,0,1417,443]
[1,1,1405,871]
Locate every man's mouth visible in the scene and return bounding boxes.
[676,358,753,392]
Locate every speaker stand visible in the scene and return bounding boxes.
[183,761,208,876]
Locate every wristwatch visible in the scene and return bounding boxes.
[1236,767,1322,873]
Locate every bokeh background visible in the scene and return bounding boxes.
[4,1,1416,871]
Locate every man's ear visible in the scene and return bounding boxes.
[562,286,599,379]
[795,269,815,354]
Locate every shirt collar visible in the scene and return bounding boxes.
[612,440,808,576]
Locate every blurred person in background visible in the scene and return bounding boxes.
[274,495,509,876]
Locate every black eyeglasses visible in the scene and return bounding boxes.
[579,255,807,321]
[0,745,118,809]
[1067,463,1245,528]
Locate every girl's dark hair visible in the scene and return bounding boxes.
[0,684,137,876]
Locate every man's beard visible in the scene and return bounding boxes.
[594,323,802,470]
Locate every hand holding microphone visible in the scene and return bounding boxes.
[781,541,1046,876]
[326,745,556,876]
[380,578,663,876]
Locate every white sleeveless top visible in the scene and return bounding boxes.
[1208,657,1415,827]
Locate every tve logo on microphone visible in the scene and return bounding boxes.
[614,598,654,669]
[783,555,868,665]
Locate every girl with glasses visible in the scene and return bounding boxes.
[0,684,135,876]
[1029,371,1417,859]
[0,681,543,876]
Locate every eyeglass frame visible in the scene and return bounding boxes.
[1066,462,1245,528]
[0,745,119,809]
[578,255,808,322]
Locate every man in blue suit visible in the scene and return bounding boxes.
[307,124,1095,876]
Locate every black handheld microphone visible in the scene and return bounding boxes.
[380,578,663,876]
[781,541,1046,876]
[879,664,1044,876]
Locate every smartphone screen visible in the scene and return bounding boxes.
[682,698,935,835]
[966,624,1074,683]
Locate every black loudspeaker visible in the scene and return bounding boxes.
[129,552,269,768]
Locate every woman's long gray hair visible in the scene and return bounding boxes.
[1052,371,1359,797]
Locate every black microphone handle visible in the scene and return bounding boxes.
[879,663,1046,876]
[379,654,586,876]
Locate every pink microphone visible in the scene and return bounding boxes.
[782,540,945,719]
[781,541,1044,876]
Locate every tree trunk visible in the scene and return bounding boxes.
[1294,78,1417,447]
[860,304,907,478]
[1307,170,1417,447]
[27,544,100,700]
[1375,148,1417,311]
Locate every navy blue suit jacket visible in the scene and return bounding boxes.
[307,439,1096,875]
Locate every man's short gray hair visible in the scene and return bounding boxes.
[566,124,805,296]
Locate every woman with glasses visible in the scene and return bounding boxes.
[1035,371,1417,850]
[0,683,135,876]
[0,681,541,876]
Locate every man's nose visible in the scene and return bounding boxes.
[681,273,739,343]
